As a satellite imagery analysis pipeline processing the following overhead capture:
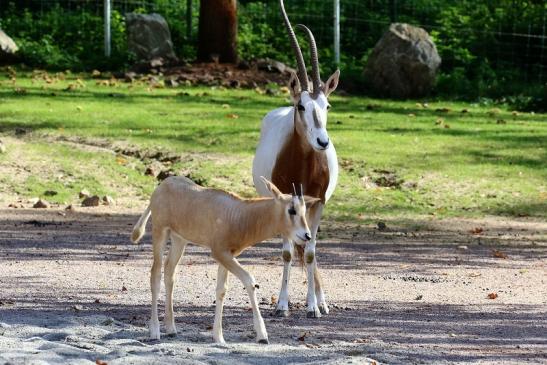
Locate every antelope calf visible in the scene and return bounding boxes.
[131,176,319,344]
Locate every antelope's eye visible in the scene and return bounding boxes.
[297,104,305,112]
[326,104,331,110]
[288,207,296,215]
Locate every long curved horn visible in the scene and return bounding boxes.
[296,24,321,96]
[279,0,309,91]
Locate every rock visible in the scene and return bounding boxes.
[0,29,18,64]
[256,58,289,74]
[124,71,137,82]
[102,195,115,206]
[0,140,6,153]
[364,23,441,98]
[377,222,387,231]
[65,204,75,211]
[44,190,58,196]
[79,189,91,199]
[457,245,468,250]
[81,195,100,207]
[165,78,179,87]
[126,13,178,63]
[33,199,49,209]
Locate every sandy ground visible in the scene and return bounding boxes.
[0,206,546,364]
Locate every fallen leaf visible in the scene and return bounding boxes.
[96,360,108,365]
[225,113,239,119]
[271,295,277,305]
[470,227,484,235]
[297,331,309,341]
[116,156,128,165]
[487,292,498,299]
[492,249,508,259]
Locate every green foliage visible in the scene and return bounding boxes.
[1,3,129,70]
[0,0,544,106]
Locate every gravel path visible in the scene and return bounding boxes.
[0,207,546,364]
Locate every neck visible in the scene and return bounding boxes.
[237,198,283,247]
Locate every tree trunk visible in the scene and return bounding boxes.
[197,0,237,63]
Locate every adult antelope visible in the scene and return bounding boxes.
[131,176,319,343]
[252,0,340,318]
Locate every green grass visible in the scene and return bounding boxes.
[0,68,546,221]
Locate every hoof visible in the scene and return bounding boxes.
[306,310,321,318]
[274,309,289,317]
[258,339,269,345]
[166,332,177,338]
[318,304,329,315]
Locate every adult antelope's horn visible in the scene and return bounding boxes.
[279,0,309,91]
[300,183,304,198]
[296,24,321,96]
[292,183,297,196]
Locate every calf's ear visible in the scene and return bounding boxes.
[260,176,283,200]
[303,196,321,208]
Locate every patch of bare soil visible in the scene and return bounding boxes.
[0,207,545,364]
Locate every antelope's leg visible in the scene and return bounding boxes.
[213,251,268,344]
[274,238,294,317]
[213,264,229,343]
[149,227,168,340]
[314,261,329,315]
[305,203,324,318]
[164,234,187,336]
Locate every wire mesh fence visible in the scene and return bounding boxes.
[0,0,545,85]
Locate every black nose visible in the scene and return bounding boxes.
[304,233,311,241]
[317,138,329,148]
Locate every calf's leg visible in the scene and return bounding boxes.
[150,227,168,340]
[213,251,268,344]
[164,233,187,336]
[213,265,229,343]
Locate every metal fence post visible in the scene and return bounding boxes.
[186,0,193,40]
[334,0,340,66]
[104,0,111,57]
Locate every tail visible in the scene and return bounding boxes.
[131,205,151,244]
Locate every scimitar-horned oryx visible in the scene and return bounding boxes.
[252,0,340,318]
[132,176,320,343]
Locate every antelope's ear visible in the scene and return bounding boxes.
[288,71,301,103]
[323,69,340,97]
[260,176,283,200]
[303,196,321,208]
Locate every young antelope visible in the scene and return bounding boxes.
[131,176,319,344]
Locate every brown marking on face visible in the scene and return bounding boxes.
[271,116,330,203]
[312,108,321,128]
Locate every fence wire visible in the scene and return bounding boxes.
[0,0,545,83]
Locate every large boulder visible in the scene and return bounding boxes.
[364,23,441,98]
[126,13,177,63]
[0,29,18,64]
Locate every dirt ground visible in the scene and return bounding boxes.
[0,206,546,364]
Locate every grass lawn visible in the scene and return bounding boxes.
[0,68,545,223]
